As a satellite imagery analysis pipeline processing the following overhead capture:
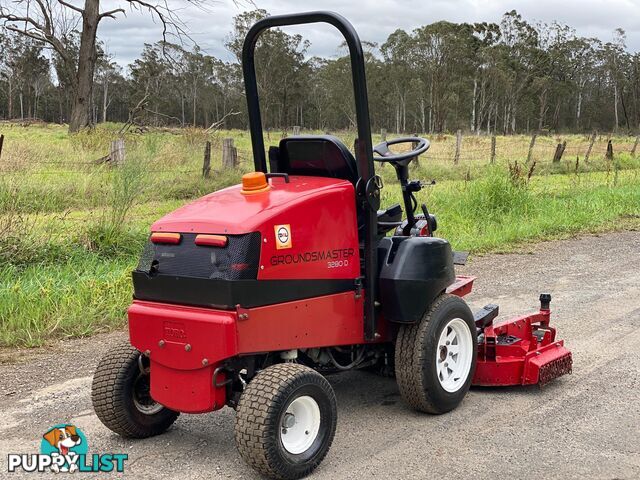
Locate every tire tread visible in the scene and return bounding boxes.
[234,363,336,480]
[395,294,475,414]
[91,341,179,438]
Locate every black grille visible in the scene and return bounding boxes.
[136,232,261,281]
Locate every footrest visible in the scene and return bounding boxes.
[473,304,499,330]
[446,275,475,297]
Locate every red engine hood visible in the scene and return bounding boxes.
[152,176,352,235]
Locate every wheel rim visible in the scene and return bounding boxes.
[280,395,321,455]
[436,318,473,393]
[132,372,164,415]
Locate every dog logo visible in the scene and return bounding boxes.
[41,424,87,473]
[7,423,127,473]
[274,224,292,249]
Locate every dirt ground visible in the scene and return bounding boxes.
[1,231,639,479]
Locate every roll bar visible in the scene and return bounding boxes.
[241,11,378,341]
[242,11,374,179]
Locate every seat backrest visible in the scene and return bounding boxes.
[274,135,358,185]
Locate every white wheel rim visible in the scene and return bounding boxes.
[436,318,473,393]
[280,395,321,455]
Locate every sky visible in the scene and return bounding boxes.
[97,0,640,67]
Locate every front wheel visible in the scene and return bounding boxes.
[91,341,179,438]
[395,294,477,414]
[234,363,337,480]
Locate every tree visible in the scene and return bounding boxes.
[2,7,639,133]
[470,22,502,133]
[601,29,630,131]
[226,9,309,129]
[564,36,598,130]
[0,33,50,120]
[95,53,121,123]
[15,40,50,119]
[495,11,540,133]
[0,30,18,118]
[0,0,206,132]
[129,42,177,126]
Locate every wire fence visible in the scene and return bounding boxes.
[1,130,638,178]
[1,129,638,242]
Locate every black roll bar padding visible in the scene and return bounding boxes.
[242,11,378,341]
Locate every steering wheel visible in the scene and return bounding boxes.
[373,136,430,163]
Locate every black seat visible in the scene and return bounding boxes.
[270,135,358,185]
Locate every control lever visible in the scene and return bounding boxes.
[421,203,438,234]
[421,203,429,218]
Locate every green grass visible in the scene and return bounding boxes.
[0,253,132,346]
[0,124,639,347]
[430,169,640,252]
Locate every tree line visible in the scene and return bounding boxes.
[1,8,639,135]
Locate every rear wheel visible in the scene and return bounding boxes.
[395,294,476,414]
[235,363,337,480]
[91,341,179,438]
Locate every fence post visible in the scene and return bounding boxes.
[292,126,301,136]
[490,135,496,164]
[631,134,640,157]
[605,139,613,161]
[222,138,238,168]
[552,140,567,163]
[412,134,420,167]
[110,139,125,166]
[202,141,211,178]
[584,131,596,163]
[0,134,4,161]
[454,129,462,164]
[380,128,387,141]
[527,133,537,163]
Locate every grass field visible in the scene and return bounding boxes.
[1,123,639,346]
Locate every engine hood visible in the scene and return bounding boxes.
[152,175,353,235]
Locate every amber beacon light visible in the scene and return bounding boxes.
[241,172,271,195]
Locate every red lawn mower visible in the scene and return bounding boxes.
[91,11,572,480]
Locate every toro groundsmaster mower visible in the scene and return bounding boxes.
[91,11,572,479]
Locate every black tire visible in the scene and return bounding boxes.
[235,363,337,480]
[395,293,477,414]
[91,341,179,438]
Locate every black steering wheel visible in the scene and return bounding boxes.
[373,136,430,163]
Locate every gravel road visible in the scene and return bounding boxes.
[1,231,639,479]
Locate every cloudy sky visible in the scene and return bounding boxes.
[97,0,640,67]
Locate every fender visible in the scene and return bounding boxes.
[378,236,455,323]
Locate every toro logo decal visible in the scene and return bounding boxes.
[274,224,292,249]
[163,321,186,340]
